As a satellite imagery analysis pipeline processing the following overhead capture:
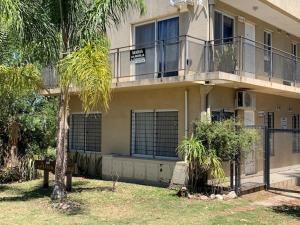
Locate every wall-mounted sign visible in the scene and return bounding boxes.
[130,48,146,64]
[280,117,287,129]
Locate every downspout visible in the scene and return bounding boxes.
[185,90,189,138]
[184,89,189,162]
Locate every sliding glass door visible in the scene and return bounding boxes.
[134,17,179,79]
[158,17,179,77]
[135,23,156,78]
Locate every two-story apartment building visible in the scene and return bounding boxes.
[44,0,300,187]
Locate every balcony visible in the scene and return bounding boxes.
[42,36,300,94]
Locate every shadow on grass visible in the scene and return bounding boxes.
[0,185,52,202]
[73,186,115,193]
[0,183,86,216]
[272,205,300,219]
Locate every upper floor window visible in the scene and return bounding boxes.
[134,17,179,77]
[214,11,234,43]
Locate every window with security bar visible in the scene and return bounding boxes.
[131,111,178,158]
[69,113,101,152]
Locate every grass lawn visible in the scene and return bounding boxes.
[0,177,298,225]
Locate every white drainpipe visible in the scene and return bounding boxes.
[184,89,189,162]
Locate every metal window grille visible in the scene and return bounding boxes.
[131,111,178,158]
[155,111,178,157]
[133,112,155,156]
[70,113,101,152]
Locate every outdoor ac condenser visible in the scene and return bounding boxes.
[235,91,256,109]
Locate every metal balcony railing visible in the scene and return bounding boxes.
[42,35,300,89]
[109,35,206,82]
[208,37,300,86]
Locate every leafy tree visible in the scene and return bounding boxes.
[1,0,146,200]
[0,65,41,167]
[178,119,257,192]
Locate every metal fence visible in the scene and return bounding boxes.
[231,126,300,195]
[265,128,300,192]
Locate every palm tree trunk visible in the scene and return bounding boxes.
[51,90,69,200]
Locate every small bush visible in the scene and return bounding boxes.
[0,156,36,184]
[178,119,258,192]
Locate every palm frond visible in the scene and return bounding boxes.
[58,37,112,112]
[0,64,41,96]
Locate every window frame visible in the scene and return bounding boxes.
[132,15,180,46]
[211,109,235,122]
[69,112,102,153]
[214,10,236,43]
[131,109,179,160]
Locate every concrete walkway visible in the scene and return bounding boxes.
[241,165,300,191]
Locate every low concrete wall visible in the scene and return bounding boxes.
[102,155,187,187]
[70,151,102,178]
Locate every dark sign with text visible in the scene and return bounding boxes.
[130,48,146,64]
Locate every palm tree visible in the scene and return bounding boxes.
[0,0,146,200]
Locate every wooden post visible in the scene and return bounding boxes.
[43,170,49,188]
[66,173,72,192]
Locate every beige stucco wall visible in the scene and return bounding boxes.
[69,85,300,181]
[107,0,208,49]
[264,0,300,20]
[70,85,202,156]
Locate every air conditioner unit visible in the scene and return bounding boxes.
[170,0,194,11]
[235,91,256,109]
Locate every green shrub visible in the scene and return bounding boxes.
[178,119,258,192]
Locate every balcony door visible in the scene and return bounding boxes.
[244,23,256,77]
[214,11,235,73]
[158,17,179,77]
[134,18,179,79]
[135,23,156,79]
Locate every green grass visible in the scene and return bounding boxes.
[0,178,297,225]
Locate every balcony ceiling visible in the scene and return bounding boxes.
[220,0,300,38]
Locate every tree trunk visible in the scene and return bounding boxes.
[10,145,18,167]
[51,91,69,201]
[7,119,20,168]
